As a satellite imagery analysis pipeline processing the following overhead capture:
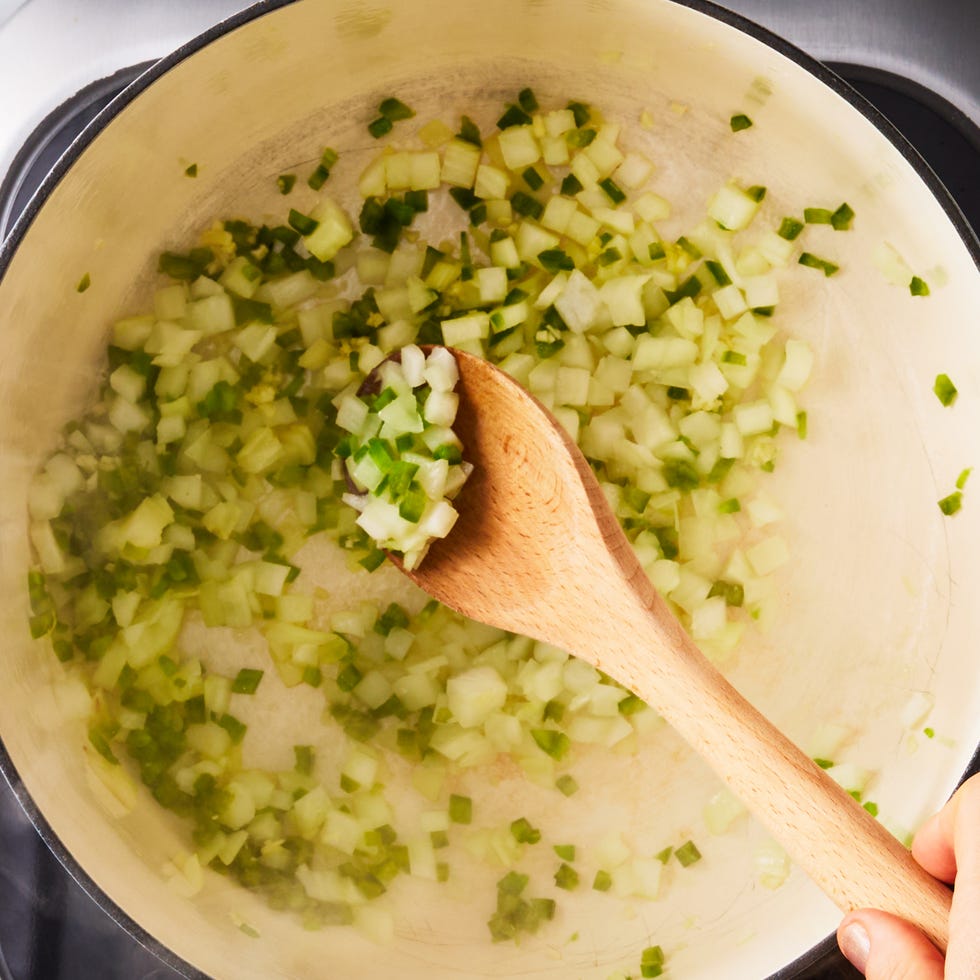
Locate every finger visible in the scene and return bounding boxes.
[910,773,980,882]
[838,910,944,980]
[945,775,980,979]
[911,809,957,882]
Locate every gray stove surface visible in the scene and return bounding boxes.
[0,2,976,979]
[735,0,979,123]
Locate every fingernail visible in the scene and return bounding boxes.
[839,920,871,972]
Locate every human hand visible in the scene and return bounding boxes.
[836,772,980,979]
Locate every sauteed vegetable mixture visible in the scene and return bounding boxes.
[27,89,836,961]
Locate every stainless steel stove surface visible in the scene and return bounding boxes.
[0,2,977,978]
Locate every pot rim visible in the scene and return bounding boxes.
[0,1,976,978]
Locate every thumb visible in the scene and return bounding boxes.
[838,910,945,979]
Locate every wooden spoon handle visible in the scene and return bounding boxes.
[600,584,951,953]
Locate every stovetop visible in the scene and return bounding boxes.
[0,2,977,979]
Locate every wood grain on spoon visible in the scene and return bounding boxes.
[401,347,952,953]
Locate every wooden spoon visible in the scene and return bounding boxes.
[394,347,952,952]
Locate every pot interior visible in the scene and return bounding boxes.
[0,1,977,977]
